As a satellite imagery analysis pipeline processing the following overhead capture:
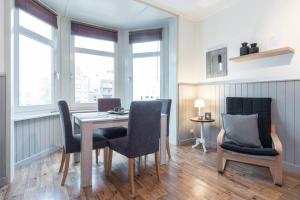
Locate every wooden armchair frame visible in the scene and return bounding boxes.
[217,124,283,185]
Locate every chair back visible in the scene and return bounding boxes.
[226,97,272,148]
[157,99,172,136]
[127,101,162,158]
[98,98,121,112]
[57,100,74,152]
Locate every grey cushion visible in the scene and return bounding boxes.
[222,114,262,148]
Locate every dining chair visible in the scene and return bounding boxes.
[57,100,108,186]
[107,101,162,196]
[142,99,172,168]
[95,98,127,162]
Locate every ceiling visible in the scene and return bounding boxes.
[39,0,175,29]
[138,0,242,21]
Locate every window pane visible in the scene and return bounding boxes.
[74,36,114,53]
[19,10,52,39]
[133,56,160,101]
[132,41,160,54]
[19,35,52,106]
[75,53,114,103]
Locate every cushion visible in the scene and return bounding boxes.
[222,113,262,148]
[226,97,272,148]
[221,142,278,156]
[97,127,127,139]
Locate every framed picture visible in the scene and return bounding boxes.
[205,112,211,120]
[206,47,227,78]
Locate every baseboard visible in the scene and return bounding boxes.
[0,177,7,188]
[15,146,62,170]
[284,162,300,174]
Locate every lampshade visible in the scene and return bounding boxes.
[194,99,205,108]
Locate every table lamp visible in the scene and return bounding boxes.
[194,99,205,120]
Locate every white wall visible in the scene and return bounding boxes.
[196,0,300,83]
[0,0,5,73]
[177,17,200,83]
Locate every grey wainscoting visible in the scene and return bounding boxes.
[0,75,6,187]
[14,115,62,169]
[178,80,300,173]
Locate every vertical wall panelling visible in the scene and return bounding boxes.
[0,75,6,186]
[276,82,286,160]
[285,81,295,164]
[179,80,300,173]
[235,83,242,97]
[14,115,62,168]
[295,81,300,165]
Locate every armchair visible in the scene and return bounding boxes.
[217,97,283,185]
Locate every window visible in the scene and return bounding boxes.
[73,36,115,104]
[132,41,161,101]
[16,9,55,108]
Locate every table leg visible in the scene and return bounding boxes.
[192,122,207,152]
[160,115,167,165]
[200,122,207,152]
[72,116,80,163]
[80,122,93,188]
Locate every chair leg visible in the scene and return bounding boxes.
[271,154,283,186]
[96,149,100,164]
[155,152,160,181]
[217,147,226,173]
[107,149,113,176]
[129,158,135,196]
[138,157,142,174]
[144,155,148,169]
[59,148,66,173]
[61,153,70,186]
[166,136,171,160]
[104,147,109,176]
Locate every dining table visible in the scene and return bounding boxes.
[72,112,168,188]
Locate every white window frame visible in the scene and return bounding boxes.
[70,35,117,109]
[131,40,164,100]
[14,9,58,114]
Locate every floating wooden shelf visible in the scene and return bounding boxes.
[229,47,295,62]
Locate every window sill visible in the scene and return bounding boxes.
[14,109,97,122]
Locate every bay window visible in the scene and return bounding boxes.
[130,29,163,101]
[71,22,117,105]
[15,1,58,111]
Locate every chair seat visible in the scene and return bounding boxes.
[221,142,278,156]
[96,127,127,139]
[108,136,130,157]
[70,132,108,153]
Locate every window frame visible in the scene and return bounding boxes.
[131,40,164,101]
[14,9,58,114]
[70,35,117,109]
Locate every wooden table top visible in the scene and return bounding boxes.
[190,117,215,123]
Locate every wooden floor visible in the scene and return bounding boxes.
[3,145,300,200]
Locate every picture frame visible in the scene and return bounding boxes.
[205,112,211,120]
[206,47,228,78]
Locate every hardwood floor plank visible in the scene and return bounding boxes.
[4,145,300,200]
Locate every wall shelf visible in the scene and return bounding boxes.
[229,47,295,62]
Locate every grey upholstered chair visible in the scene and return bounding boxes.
[107,101,162,196]
[96,98,127,161]
[98,98,121,112]
[217,97,283,185]
[57,100,108,186]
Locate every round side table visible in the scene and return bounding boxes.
[190,117,215,152]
